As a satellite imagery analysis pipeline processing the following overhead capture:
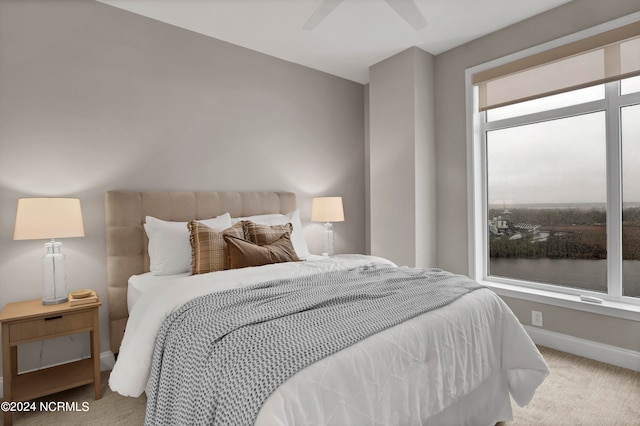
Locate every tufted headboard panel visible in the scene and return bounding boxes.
[105,191,297,353]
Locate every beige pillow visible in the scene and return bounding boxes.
[224,233,299,269]
[243,221,293,246]
[188,221,245,274]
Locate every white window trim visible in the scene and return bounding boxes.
[465,12,640,322]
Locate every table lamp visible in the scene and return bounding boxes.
[311,197,344,256]
[13,198,85,305]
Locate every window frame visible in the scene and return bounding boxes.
[465,13,640,321]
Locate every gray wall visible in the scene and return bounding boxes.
[368,47,436,267]
[434,0,640,351]
[0,0,366,371]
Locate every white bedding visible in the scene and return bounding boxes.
[126,255,328,313]
[110,255,549,424]
[127,272,190,314]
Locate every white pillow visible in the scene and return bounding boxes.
[231,209,310,259]
[144,213,232,275]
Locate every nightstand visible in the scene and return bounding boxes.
[0,298,102,426]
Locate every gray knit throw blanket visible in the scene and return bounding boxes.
[145,265,483,426]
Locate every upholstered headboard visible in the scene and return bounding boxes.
[105,191,297,353]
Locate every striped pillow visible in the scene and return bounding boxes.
[188,221,245,274]
[243,221,293,246]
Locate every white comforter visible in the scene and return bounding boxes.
[110,255,549,424]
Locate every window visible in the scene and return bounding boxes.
[486,108,607,293]
[622,102,640,297]
[621,75,640,95]
[469,20,640,306]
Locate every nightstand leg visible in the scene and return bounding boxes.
[2,323,13,426]
[10,346,17,378]
[3,404,11,426]
[91,308,101,400]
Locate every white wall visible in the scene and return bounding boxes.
[0,0,366,372]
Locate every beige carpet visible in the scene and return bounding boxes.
[6,346,639,425]
[7,373,146,426]
[500,346,640,426]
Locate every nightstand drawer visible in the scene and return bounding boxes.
[9,311,94,343]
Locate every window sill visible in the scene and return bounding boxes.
[479,279,640,322]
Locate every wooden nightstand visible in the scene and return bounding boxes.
[0,298,102,426]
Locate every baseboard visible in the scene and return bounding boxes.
[0,350,115,399]
[525,325,640,372]
[100,350,116,371]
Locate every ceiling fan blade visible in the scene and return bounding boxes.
[303,0,343,31]
[384,0,427,31]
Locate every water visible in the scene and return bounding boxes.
[489,258,640,298]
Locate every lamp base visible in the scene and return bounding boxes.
[42,240,68,306]
[42,296,69,305]
[322,222,335,256]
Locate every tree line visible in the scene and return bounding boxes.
[489,207,640,260]
[490,231,606,259]
[489,207,607,227]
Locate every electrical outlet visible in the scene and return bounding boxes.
[532,310,543,327]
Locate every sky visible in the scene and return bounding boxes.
[486,80,640,207]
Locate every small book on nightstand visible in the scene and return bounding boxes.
[68,290,99,306]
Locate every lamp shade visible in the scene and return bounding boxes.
[311,197,345,223]
[14,198,85,240]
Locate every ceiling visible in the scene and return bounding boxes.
[97,0,572,84]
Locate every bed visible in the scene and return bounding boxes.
[106,190,549,425]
